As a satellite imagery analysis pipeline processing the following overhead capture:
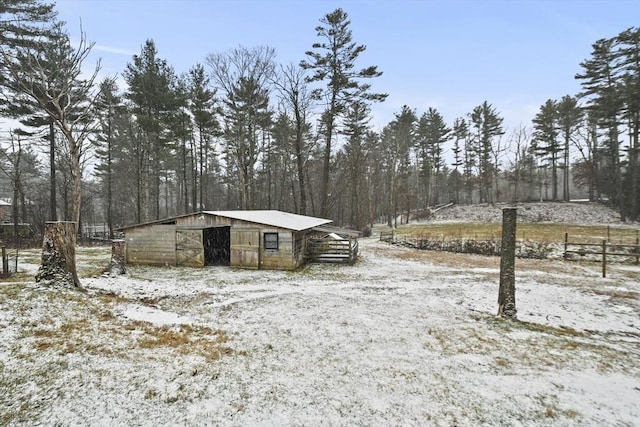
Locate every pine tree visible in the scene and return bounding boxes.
[556,95,583,201]
[222,76,271,209]
[576,37,624,215]
[187,63,219,211]
[532,99,561,201]
[470,101,504,203]
[301,8,387,218]
[1,4,58,219]
[0,0,55,67]
[342,100,372,230]
[206,45,275,210]
[93,78,128,237]
[123,39,181,221]
[415,108,450,206]
[451,117,468,204]
[380,106,416,227]
[616,27,640,220]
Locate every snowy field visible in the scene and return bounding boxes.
[1,237,639,426]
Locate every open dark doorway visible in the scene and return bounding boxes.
[204,226,230,266]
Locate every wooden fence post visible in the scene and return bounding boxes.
[602,239,607,278]
[564,232,568,259]
[498,208,517,319]
[2,246,7,277]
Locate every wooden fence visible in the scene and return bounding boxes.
[563,233,640,277]
[307,238,359,264]
[1,246,18,278]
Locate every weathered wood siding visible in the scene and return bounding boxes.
[123,213,321,270]
[176,229,205,267]
[292,232,306,268]
[125,224,176,266]
[176,215,233,227]
[260,228,297,270]
[230,228,260,269]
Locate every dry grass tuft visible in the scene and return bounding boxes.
[136,324,231,362]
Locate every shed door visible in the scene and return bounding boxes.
[230,228,260,269]
[176,229,205,267]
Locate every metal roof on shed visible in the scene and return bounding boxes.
[203,210,332,231]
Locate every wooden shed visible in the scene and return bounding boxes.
[118,210,334,270]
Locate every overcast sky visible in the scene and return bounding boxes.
[54,0,639,133]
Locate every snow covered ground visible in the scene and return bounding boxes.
[1,237,639,426]
[428,202,625,224]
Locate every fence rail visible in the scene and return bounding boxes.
[563,233,640,277]
[307,238,359,264]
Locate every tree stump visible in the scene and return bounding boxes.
[35,221,81,288]
[498,208,517,319]
[107,239,126,276]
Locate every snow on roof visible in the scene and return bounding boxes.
[204,210,332,231]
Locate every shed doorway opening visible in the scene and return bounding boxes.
[204,226,230,266]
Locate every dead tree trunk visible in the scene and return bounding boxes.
[107,239,126,276]
[35,221,81,288]
[498,207,517,318]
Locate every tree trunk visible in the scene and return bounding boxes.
[49,120,57,221]
[320,110,335,218]
[107,239,126,276]
[36,221,80,288]
[497,208,517,318]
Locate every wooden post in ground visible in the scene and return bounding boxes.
[2,246,7,276]
[35,221,80,288]
[498,208,517,319]
[602,239,607,278]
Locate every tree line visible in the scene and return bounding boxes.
[1,1,639,241]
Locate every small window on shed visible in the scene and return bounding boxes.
[264,232,279,250]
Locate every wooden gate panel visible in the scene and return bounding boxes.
[176,229,205,267]
[230,229,260,269]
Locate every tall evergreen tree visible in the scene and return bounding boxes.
[341,100,372,230]
[93,78,126,238]
[187,63,219,211]
[415,108,450,206]
[451,117,468,203]
[222,76,272,209]
[470,101,504,203]
[576,37,624,215]
[301,8,387,218]
[556,95,583,201]
[616,27,640,219]
[380,106,415,227]
[1,5,58,220]
[123,39,181,221]
[206,45,276,210]
[532,99,561,201]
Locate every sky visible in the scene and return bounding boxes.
[53,0,640,135]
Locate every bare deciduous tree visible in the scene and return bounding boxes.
[1,25,104,287]
[272,63,314,215]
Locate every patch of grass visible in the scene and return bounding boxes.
[136,324,231,362]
